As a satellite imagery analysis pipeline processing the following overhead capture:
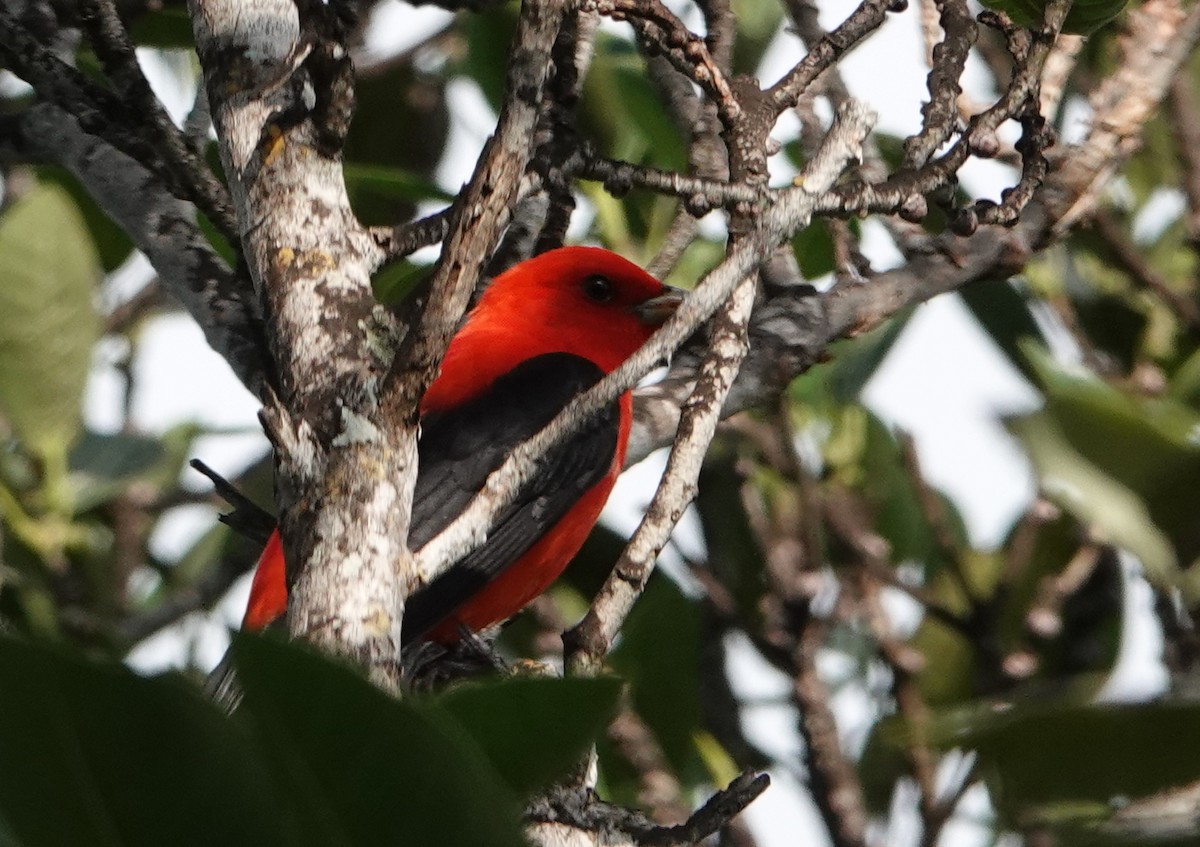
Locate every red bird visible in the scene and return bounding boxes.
[242,246,681,644]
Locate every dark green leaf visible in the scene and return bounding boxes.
[457,6,518,111]
[0,636,298,847]
[977,0,1128,34]
[373,260,429,305]
[1009,411,1177,583]
[922,696,1200,821]
[345,61,448,225]
[697,438,766,623]
[230,634,527,847]
[128,7,196,47]
[609,575,705,780]
[436,675,621,797]
[344,164,453,203]
[731,0,784,75]
[580,35,687,171]
[791,220,836,280]
[791,308,914,407]
[959,279,1047,384]
[1014,344,1200,586]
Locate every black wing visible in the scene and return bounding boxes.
[401,353,620,641]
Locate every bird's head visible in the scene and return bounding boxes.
[457,246,683,373]
[423,247,683,413]
[475,246,683,372]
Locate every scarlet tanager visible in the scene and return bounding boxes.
[242,246,682,644]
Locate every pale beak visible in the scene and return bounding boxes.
[633,286,685,326]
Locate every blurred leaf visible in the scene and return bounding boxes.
[959,279,1047,385]
[828,308,913,403]
[921,696,1200,825]
[1074,294,1148,374]
[580,35,687,171]
[1009,412,1177,584]
[1170,343,1200,406]
[1016,344,1200,582]
[910,602,978,705]
[437,675,621,797]
[697,438,766,623]
[457,5,518,111]
[345,61,448,225]
[996,513,1078,648]
[859,720,919,813]
[791,220,836,280]
[372,260,430,305]
[977,0,1128,34]
[230,634,527,847]
[66,431,166,513]
[1122,115,1182,204]
[0,184,100,460]
[0,636,298,847]
[826,409,968,573]
[731,0,783,74]
[664,238,722,292]
[609,575,705,781]
[343,164,454,205]
[197,188,237,266]
[790,308,913,407]
[128,7,196,47]
[0,810,23,847]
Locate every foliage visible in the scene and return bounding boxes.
[0,633,619,846]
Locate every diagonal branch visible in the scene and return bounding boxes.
[77,0,239,241]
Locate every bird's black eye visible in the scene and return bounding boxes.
[582,275,615,303]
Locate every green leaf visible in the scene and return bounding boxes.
[457,5,519,112]
[0,636,298,847]
[128,7,196,47]
[343,164,453,205]
[0,185,100,459]
[920,696,1200,825]
[580,35,687,171]
[791,307,914,407]
[977,0,1128,34]
[345,60,449,225]
[1016,343,1200,581]
[37,168,134,273]
[609,575,705,780]
[731,0,784,75]
[1008,412,1177,584]
[959,279,1047,385]
[0,809,25,847]
[436,675,621,797]
[791,220,836,280]
[697,438,766,623]
[66,431,166,513]
[230,634,527,847]
[372,260,429,306]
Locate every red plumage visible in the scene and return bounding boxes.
[242,246,680,643]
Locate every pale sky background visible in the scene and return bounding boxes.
[78,3,1169,844]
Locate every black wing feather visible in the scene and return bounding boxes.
[401,353,619,641]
